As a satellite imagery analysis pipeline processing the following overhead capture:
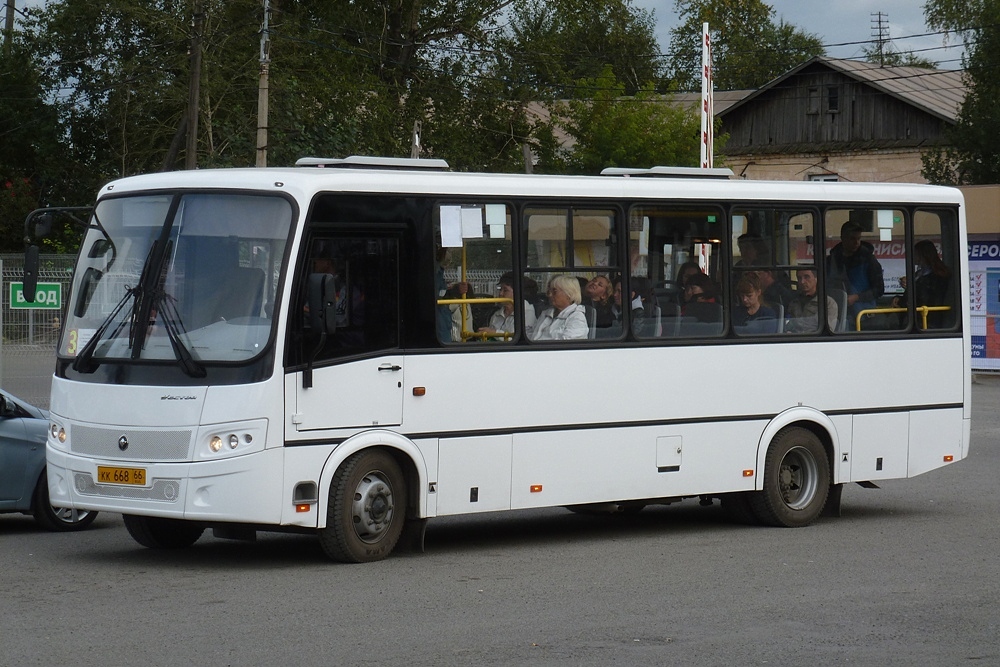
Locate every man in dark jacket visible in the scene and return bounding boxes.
[826,220,884,330]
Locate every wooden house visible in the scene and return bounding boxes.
[717,56,965,183]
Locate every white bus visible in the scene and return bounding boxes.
[32,157,970,562]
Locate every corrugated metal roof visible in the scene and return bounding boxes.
[821,57,965,121]
[719,56,966,123]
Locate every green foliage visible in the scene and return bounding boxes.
[547,66,710,174]
[921,0,1000,184]
[667,0,824,90]
[862,45,938,69]
[0,35,76,252]
[494,0,663,97]
[4,0,682,228]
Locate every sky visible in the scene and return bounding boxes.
[637,0,965,69]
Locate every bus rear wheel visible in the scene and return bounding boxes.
[320,449,407,563]
[123,515,205,549]
[749,427,830,527]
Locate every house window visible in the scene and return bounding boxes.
[807,88,820,114]
[827,86,840,112]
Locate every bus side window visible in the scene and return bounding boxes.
[523,207,619,342]
[435,203,515,344]
[302,236,398,362]
[825,208,908,332]
[912,209,959,330]
[628,205,723,339]
[731,208,814,336]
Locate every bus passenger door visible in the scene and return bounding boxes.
[291,234,403,431]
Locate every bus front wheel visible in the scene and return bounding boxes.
[123,515,205,549]
[749,427,830,527]
[320,449,407,563]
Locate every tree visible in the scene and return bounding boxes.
[17,0,671,190]
[492,0,664,98]
[921,0,1000,185]
[862,45,938,69]
[0,35,76,252]
[546,66,715,174]
[667,0,824,91]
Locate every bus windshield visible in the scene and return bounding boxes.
[60,192,293,369]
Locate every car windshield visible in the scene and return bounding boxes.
[60,192,293,369]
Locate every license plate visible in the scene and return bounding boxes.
[97,466,147,486]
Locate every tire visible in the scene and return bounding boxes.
[320,449,407,563]
[32,472,99,532]
[122,514,205,549]
[749,426,830,527]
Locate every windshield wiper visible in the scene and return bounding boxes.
[152,290,206,378]
[73,240,159,373]
[71,284,140,373]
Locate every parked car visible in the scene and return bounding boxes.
[0,389,97,531]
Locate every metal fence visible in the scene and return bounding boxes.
[1,254,75,409]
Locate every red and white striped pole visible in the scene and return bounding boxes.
[700,22,714,169]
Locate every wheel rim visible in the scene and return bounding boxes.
[351,471,395,544]
[51,505,93,525]
[777,445,820,510]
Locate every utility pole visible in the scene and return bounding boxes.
[4,0,16,57]
[185,1,204,170]
[410,120,421,159]
[871,12,889,67]
[255,0,271,167]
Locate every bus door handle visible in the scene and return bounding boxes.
[378,364,402,372]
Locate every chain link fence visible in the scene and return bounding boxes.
[1,254,75,409]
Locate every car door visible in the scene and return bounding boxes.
[0,409,35,506]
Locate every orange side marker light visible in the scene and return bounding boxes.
[743,469,755,477]
[413,387,426,396]
[943,455,954,463]
[530,485,543,493]
[295,504,311,513]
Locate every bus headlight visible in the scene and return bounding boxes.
[50,422,67,446]
[198,420,268,459]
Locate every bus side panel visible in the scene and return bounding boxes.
[850,412,909,481]
[436,435,512,514]
[508,422,761,510]
[907,408,965,477]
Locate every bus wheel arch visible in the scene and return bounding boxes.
[750,424,831,527]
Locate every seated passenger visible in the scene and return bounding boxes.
[786,268,838,332]
[583,274,615,329]
[732,272,776,326]
[532,275,589,341]
[758,268,795,310]
[478,271,536,338]
[674,261,704,306]
[906,240,952,328]
[681,273,722,322]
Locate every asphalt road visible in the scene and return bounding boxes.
[2,378,999,666]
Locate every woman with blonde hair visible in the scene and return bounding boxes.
[532,275,589,340]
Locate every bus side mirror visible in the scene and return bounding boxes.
[307,273,338,335]
[33,212,53,239]
[23,245,39,303]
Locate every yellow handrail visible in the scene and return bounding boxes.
[436,295,515,341]
[854,305,951,330]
